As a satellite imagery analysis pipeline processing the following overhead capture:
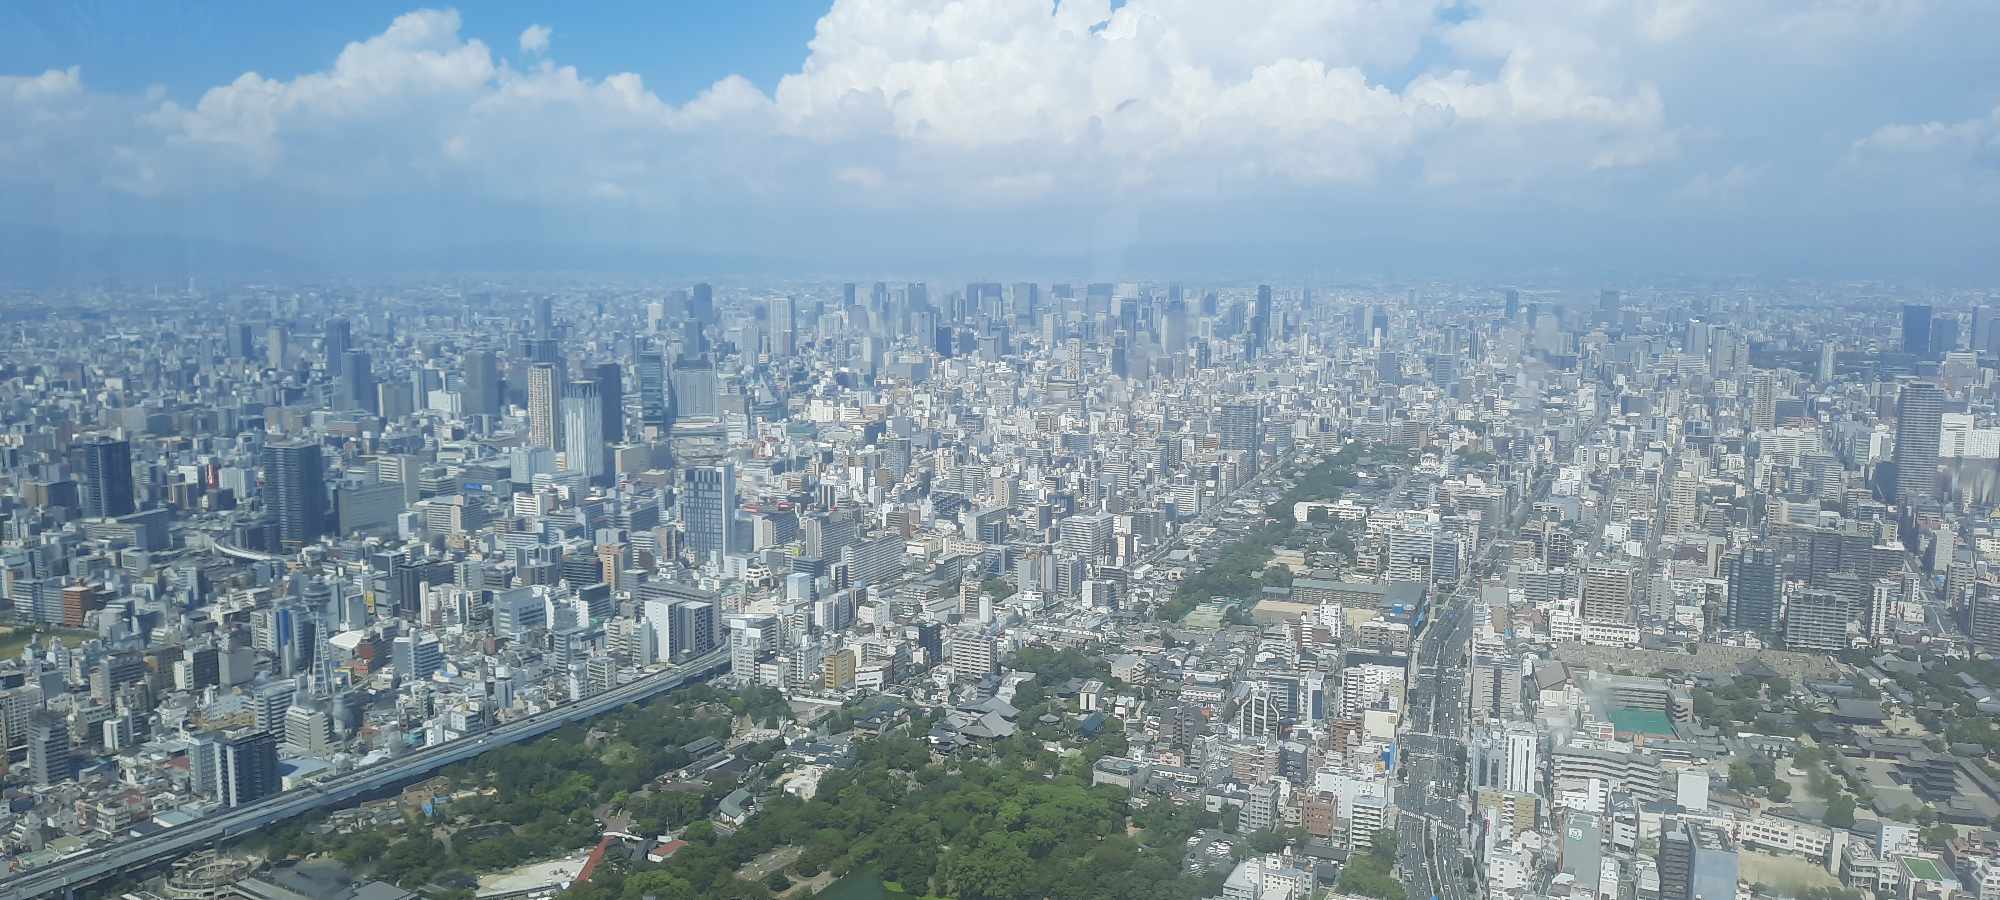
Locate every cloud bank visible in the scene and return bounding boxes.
[1,1,1996,275]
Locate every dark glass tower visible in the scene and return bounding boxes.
[263,441,327,550]
[79,435,135,519]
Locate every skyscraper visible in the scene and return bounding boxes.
[1725,548,1779,634]
[1784,589,1852,652]
[266,323,288,369]
[690,282,715,324]
[338,349,375,414]
[263,441,327,550]
[217,729,279,808]
[768,295,797,357]
[1581,560,1634,623]
[1902,303,1933,355]
[1971,589,2000,656]
[1217,402,1263,474]
[231,323,256,359]
[463,349,502,417]
[28,712,71,786]
[681,464,737,562]
[533,296,555,337]
[670,356,720,420]
[1748,371,1777,430]
[324,317,351,376]
[1249,284,1272,359]
[636,343,668,430]
[1892,380,1943,504]
[527,362,561,450]
[563,380,609,482]
[591,361,623,443]
[79,435,135,519]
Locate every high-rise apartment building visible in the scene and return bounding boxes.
[527,362,561,450]
[562,380,608,482]
[1581,560,1635,624]
[1892,380,1944,504]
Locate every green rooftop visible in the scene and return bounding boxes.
[1608,708,1675,736]
[1902,858,1943,882]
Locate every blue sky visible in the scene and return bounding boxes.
[1,1,1996,280]
[2,1,824,103]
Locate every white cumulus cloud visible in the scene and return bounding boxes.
[0,0,1993,268]
[519,24,551,56]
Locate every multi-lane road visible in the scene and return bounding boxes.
[0,649,731,900]
[1395,538,1499,900]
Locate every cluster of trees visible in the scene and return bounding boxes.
[1337,830,1405,900]
[1159,446,1364,622]
[1008,644,1111,683]
[570,735,1222,900]
[1692,676,1815,738]
[244,685,780,892]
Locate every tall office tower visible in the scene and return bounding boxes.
[231,322,255,359]
[636,344,668,429]
[527,363,561,450]
[28,712,71,785]
[1971,589,2000,655]
[1784,588,1851,652]
[1504,289,1520,319]
[681,464,737,561]
[266,323,288,369]
[590,361,623,443]
[1748,371,1777,430]
[1162,296,1189,355]
[690,282,715,324]
[324,317,351,376]
[533,295,555,337]
[1010,281,1039,321]
[1217,401,1263,466]
[768,295,797,357]
[1725,548,1780,634]
[562,380,609,482]
[218,729,279,808]
[1902,303,1934,355]
[1933,314,1961,354]
[463,350,502,417]
[1581,559,1635,623]
[1503,722,1538,794]
[1891,381,1944,503]
[263,441,327,550]
[338,349,376,413]
[1249,283,1272,358]
[670,356,720,419]
[1598,289,1621,322]
[79,435,135,519]
[1819,342,1838,383]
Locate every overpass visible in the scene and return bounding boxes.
[0,648,731,900]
